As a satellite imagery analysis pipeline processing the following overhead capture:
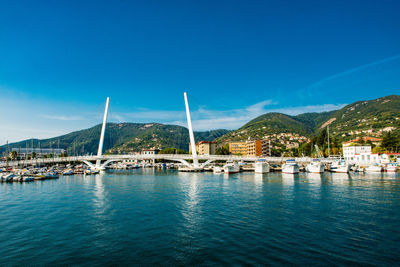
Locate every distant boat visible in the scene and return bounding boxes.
[22,176,35,182]
[282,160,299,174]
[85,169,99,175]
[63,169,73,175]
[353,165,365,173]
[224,162,240,174]
[254,161,270,174]
[365,164,383,173]
[305,159,325,173]
[330,160,351,173]
[4,173,16,182]
[386,162,398,172]
[213,166,223,174]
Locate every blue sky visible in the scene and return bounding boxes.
[1,0,400,144]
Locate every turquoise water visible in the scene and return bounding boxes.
[1,170,400,265]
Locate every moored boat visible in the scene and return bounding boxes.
[365,164,383,173]
[330,160,351,173]
[4,173,16,182]
[63,169,73,175]
[305,159,325,173]
[386,163,398,172]
[22,176,35,182]
[213,166,223,173]
[254,161,270,174]
[282,160,299,174]
[223,162,240,174]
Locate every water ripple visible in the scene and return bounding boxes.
[0,170,399,265]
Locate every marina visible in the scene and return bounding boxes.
[1,159,398,184]
[1,1,399,265]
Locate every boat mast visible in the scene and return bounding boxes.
[184,92,199,168]
[6,140,9,168]
[327,126,330,158]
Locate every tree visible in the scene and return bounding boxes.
[316,129,327,148]
[372,146,387,154]
[10,151,17,160]
[381,132,399,152]
[216,144,229,155]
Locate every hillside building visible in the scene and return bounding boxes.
[229,142,247,155]
[343,136,382,147]
[189,141,217,155]
[189,141,216,155]
[343,145,371,161]
[198,141,216,155]
[261,139,271,156]
[246,140,263,156]
[141,149,160,155]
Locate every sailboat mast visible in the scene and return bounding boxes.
[6,140,9,168]
[327,126,330,158]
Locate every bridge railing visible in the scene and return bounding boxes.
[0,154,326,168]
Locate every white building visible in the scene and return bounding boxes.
[353,152,380,165]
[343,145,371,161]
[141,149,160,155]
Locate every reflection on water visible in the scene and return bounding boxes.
[93,173,105,212]
[281,173,297,185]
[0,170,399,266]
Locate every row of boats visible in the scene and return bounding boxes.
[0,165,100,183]
[216,160,399,174]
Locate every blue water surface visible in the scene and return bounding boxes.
[1,170,399,266]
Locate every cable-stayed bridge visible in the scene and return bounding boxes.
[0,154,322,168]
[1,94,324,170]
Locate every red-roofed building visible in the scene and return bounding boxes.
[343,136,382,147]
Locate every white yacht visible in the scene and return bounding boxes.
[254,161,270,174]
[224,162,240,174]
[213,166,223,174]
[386,163,398,172]
[282,160,299,174]
[305,159,325,173]
[330,160,351,173]
[365,164,383,173]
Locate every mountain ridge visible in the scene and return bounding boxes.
[1,95,399,155]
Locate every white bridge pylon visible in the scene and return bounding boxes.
[84,97,114,171]
[184,92,203,170]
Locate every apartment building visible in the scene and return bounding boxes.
[229,142,247,155]
[246,140,263,156]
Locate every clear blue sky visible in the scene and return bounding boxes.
[0,0,399,144]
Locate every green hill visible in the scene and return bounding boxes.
[1,95,398,156]
[217,95,400,144]
[325,95,400,138]
[0,123,229,155]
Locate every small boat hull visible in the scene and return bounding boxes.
[282,163,299,174]
[255,162,270,174]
